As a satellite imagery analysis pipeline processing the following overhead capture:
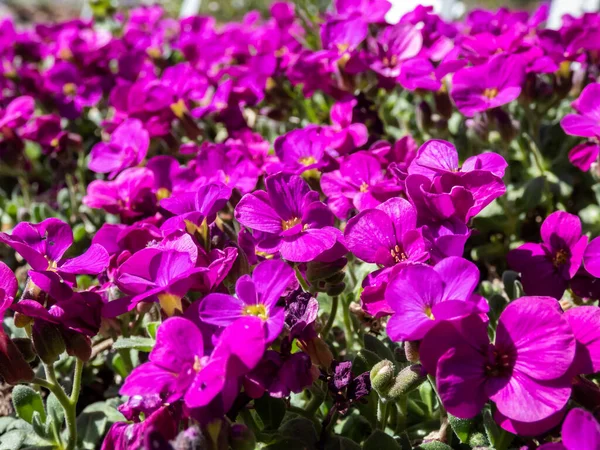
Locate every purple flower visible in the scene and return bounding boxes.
[0,96,34,130]
[324,360,371,415]
[508,211,588,299]
[235,172,341,262]
[271,127,332,175]
[450,53,526,117]
[405,171,506,226]
[83,167,158,221]
[88,119,150,179]
[20,114,69,154]
[344,197,429,267]
[321,17,368,56]
[385,257,487,341]
[121,316,265,413]
[369,24,423,80]
[159,182,232,236]
[538,408,600,450]
[197,259,297,342]
[0,218,109,282]
[321,151,401,219]
[583,236,600,278]
[561,83,600,170]
[563,306,600,376]
[284,289,319,340]
[333,0,391,23]
[327,98,368,155]
[408,139,507,180]
[420,297,575,424]
[194,142,259,194]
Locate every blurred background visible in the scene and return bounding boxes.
[0,0,551,24]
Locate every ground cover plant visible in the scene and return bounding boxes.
[0,1,599,449]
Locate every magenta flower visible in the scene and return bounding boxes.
[321,151,401,219]
[385,257,487,341]
[235,172,341,262]
[583,236,600,278]
[563,306,600,376]
[450,53,525,117]
[160,182,232,236]
[88,119,150,179]
[344,197,429,267]
[271,127,332,175]
[507,211,588,299]
[198,259,296,343]
[420,297,575,424]
[321,17,368,56]
[538,408,600,450]
[408,139,507,180]
[561,83,600,171]
[327,98,368,155]
[83,167,158,221]
[0,218,109,280]
[121,315,265,415]
[369,24,423,80]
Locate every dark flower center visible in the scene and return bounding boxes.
[484,345,514,378]
[390,244,407,263]
[553,249,569,267]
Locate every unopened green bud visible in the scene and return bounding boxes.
[387,364,426,399]
[32,322,65,364]
[404,341,420,363]
[229,423,256,450]
[370,360,395,397]
[467,431,489,448]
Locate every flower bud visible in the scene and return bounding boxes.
[229,423,256,450]
[64,332,92,362]
[13,312,33,328]
[370,360,395,397]
[416,100,433,132]
[0,330,34,384]
[404,341,420,363]
[299,337,333,369]
[12,338,36,362]
[387,364,426,400]
[32,322,65,364]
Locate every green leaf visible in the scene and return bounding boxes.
[72,224,87,243]
[279,417,318,448]
[363,430,401,450]
[0,430,26,450]
[324,436,361,450]
[262,438,309,450]
[340,413,372,443]
[76,411,108,450]
[145,322,160,340]
[363,335,396,365]
[351,349,381,375]
[112,336,155,352]
[12,386,47,424]
[414,442,452,450]
[447,414,474,444]
[30,412,49,442]
[254,395,286,431]
[46,394,64,431]
[111,353,129,379]
[519,176,546,210]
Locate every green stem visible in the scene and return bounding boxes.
[306,384,326,416]
[494,428,514,450]
[294,265,310,292]
[39,362,81,450]
[342,297,354,350]
[377,400,390,430]
[70,358,84,405]
[320,296,338,338]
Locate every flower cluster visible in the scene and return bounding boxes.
[0,2,599,450]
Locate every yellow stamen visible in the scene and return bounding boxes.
[158,293,183,317]
[243,303,268,321]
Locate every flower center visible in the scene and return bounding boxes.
[483,87,498,99]
[282,217,301,231]
[382,55,398,68]
[299,156,317,166]
[390,244,407,264]
[337,43,350,53]
[156,187,171,200]
[553,249,569,267]
[158,293,183,317]
[424,306,434,320]
[484,345,514,378]
[63,82,77,96]
[243,303,268,321]
[359,182,369,193]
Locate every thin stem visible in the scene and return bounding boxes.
[320,296,338,338]
[494,428,514,450]
[70,358,84,405]
[305,384,326,416]
[294,265,310,292]
[342,297,354,350]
